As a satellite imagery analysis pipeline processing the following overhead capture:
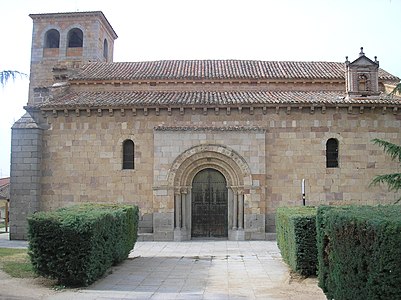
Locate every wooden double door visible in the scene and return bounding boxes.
[191,168,228,238]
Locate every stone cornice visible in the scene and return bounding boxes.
[26,103,401,118]
[154,125,266,132]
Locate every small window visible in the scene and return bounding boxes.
[67,28,83,48]
[326,138,339,168]
[103,39,108,60]
[45,29,60,48]
[358,74,367,91]
[123,140,134,169]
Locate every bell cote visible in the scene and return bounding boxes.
[345,47,380,97]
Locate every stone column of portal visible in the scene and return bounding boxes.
[181,188,187,229]
[238,191,244,230]
[227,188,233,230]
[186,187,192,240]
[232,188,238,230]
[174,190,181,229]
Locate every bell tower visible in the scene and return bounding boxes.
[28,11,118,104]
[345,47,380,98]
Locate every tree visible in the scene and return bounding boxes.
[0,70,27,87]
[371,139,401,203]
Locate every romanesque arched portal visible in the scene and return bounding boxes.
[167,144,252,241]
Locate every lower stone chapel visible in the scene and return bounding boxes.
[10,11,401,240]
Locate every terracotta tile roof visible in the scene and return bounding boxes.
[0,178,10,200]
[71,60,399,82]
[0,178,9,188]
[32,91,401,109]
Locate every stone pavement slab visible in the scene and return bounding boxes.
[48,241,325,300]
[0,232,28,248]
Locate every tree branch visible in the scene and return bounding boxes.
[0,70,27,86]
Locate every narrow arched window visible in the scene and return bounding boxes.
[67,28,83,48]
[103,39,108,60]
[45,29,60,48]
[123,140,134,169]
[326,138,339,168]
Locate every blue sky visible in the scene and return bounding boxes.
[1,0,401,177]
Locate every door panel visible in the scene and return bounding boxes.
[191,169,228,238]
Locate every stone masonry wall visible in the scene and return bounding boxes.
[35,105,401,237]
[10,114,43,240]
[264,107,401,231]
[152,129,266,239]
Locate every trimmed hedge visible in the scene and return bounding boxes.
[28,203,139,287]
[317,205,401,300]
[276,206,317,276]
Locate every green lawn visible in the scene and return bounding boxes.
[0,248,36,278]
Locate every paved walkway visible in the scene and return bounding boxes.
[53,241,324,299]
[0,233,325,299]
[0,232,28,248]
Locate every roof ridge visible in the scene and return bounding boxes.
[84,59,343,64]
[71,60,399,82]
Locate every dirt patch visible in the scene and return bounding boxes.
[272,271,326,300]
[0,269,60,299]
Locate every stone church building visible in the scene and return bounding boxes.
[10,11,401,240]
